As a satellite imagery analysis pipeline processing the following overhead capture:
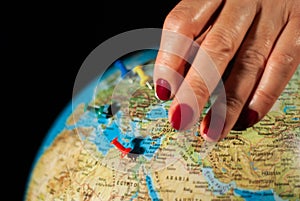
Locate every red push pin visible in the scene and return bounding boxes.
[111,137,132,158]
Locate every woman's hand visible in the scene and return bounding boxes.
[153,0,300,142]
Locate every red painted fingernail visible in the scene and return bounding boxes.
[156,78,171,101]
[202,112,224,142]
[170,104,194,130]
[232,108,258,131]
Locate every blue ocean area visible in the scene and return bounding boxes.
[234,189,277,201]
[202,167,288,201]
[146,106,168,119]
[34,76,99,164]
[62,104,163,159]
[34,49,158,163]
[130,191,139,201]
[67,109,104,130]
[24,49,162,200]
[102,115,162,159]
[146,175,160,200]
[141,137,162,159]
[69,110,113,155]
[103,121,124,142]
[202,167,236,195]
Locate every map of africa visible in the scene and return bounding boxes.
[25,49,300,201]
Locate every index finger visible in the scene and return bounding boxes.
[154,0,223,101]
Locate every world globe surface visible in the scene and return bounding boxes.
[25,49,300,201]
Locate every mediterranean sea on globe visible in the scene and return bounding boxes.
[25,49,300,201]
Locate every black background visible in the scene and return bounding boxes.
[4,1,179,200]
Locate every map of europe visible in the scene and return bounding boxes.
[25,49,300,201]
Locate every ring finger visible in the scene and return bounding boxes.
[201,2,288,141]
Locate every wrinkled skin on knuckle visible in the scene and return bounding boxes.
[254,88,278,109]
[269,52,296,80]
[288,0,300,18]
[236,48,267,77]
[225,93,245,115]
[187,73,210,102]
[163,6,195,32]
[202,26,238,65]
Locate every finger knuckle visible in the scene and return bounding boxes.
[225,95,245,115]
[290,0,300,18]
[239,48,267,68]
[268,52,296,79]
[193,81,210,100]
[270,52,295,68]
[255,89,278,106]
[164,8,193,30]
[202,26,237,64]
[235,48,267,78]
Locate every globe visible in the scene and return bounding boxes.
[24,49,300,201]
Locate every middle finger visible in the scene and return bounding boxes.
[169,0,259,131]
[201,1,287,141]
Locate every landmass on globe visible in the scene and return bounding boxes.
[25,49,300,201]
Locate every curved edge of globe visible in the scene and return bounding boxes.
[23,49,159,200]
[22,76,99,201]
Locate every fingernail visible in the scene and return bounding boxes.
[232,108,258,131]
[156,78,171,101]
[202,112,224,142]
[170,104,194,130]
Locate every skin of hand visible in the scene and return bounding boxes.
[153,0,300,142]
